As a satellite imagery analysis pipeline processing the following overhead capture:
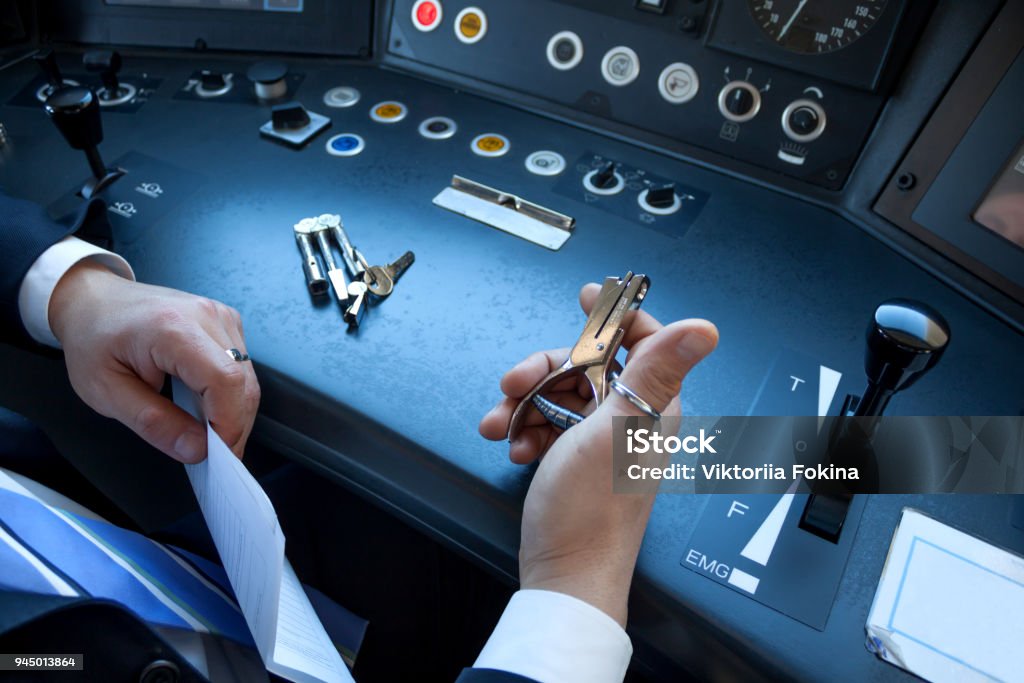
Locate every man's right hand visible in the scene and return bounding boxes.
[480,283,718,626]
[48,259,260,463]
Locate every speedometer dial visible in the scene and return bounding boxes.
[748,0,888,54]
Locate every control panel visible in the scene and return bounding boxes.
[386,0,923,190]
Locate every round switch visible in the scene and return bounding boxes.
[419,116,457,139]
[601,46,640,87]
[657,62,699,104]
[546,31,583,71]
[247,61,288,100]
[471,133,509,157]
[525,150,566,176]
[326,133,365,157]
[717,81,761,123]
[412,0,443,32]
[782,98,827,142]
[455,7,487,44]
[583,162,625,195]
[323,86,361,108]
[370,101,408,123]
[197,70,232,98]
[638,185,681,215]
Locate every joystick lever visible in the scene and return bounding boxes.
[44,86,124,198]
[34,48,65,88]
[800,299,951,542]
[83,50,126,103]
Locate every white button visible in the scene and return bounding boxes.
[325,133,365,157]
[525,150,566,176]
[454,7,487,44]
[411,0,443,32]
[546,31,584,71]
[419,116,457,139]
[657,63,698,104]
[323,86,361,108]
[601,46,639,87]
[471,133,509,157]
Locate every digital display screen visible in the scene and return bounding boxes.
[105,0,303,11]
[974,140,1024,250]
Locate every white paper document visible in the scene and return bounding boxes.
[174,380,354,683]
[866,508,1024,683]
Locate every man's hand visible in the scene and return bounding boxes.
[480,283,718,626]
[48,259,260,463]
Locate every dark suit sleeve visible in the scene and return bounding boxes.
[0,191,112,347]
[455,668,539,683]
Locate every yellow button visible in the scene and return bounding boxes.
[455,7,487,44]
[477,136,504,152]
[471,133,509,157]
[370,101,407,123]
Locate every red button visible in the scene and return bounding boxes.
[416,2,436,25]
[412,0,442,31]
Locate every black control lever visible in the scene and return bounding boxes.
[83,50,126,103]
[800,299,951,542]
[34,48,65,88]
[44,86,124,198]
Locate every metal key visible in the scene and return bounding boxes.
[318,213,364,280]
[311,221,350,307]
[293,218,328,296]
[363,251,415,298]
[344,281,368,327]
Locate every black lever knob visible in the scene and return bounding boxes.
[646,184,677,209]
[854,299,951,417]
[44,86,107,181]
[271,102,310,131]
[83,50,123,99]
[593,161,618,189]
[34,48,65,88]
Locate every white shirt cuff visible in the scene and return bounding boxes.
[16,236,134,348]
[474,590,633,683]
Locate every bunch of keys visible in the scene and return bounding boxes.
[293,213,415,327]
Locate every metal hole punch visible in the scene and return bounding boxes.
[507,271,650,440]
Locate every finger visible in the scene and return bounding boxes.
[150,323,254,453]
[578,283,664,352]
[214,307,260,458]
[96,371,208,463]
[499,348,571,398]
[509,425,558,465]
[601,319,719,419]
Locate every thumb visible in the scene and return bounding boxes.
[604,319,719,418]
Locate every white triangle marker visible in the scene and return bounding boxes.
[818,365,842,432]
[739,481,799,566]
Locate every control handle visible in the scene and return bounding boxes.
[854,299,951,417]
[44,86,108,183]
[33,48,65,88]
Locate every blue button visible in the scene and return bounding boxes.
[332,136,359,151]
[325,133,365,157]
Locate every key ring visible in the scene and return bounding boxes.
[609,372,661,421]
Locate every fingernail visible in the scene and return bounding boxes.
[677,331,715,362]
[175,431,204,462]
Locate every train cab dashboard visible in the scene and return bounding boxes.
[0,1,1022,681]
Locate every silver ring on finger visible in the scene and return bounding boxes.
[609,372,661,421]
[225,348,251,362]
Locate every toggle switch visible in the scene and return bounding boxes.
[583,161,625,195]
[84,50,135,106]
[33,48,79,102]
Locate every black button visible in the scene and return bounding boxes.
[139,660,180,683]
[554,39,576,63]
[427,120,450,133]
[646,184,676,209]
[200,70,227,90]
[271,102,311,130]
[789,106,819,135]
[725,87,755,116]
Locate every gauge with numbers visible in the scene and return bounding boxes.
[748,0,888,54]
